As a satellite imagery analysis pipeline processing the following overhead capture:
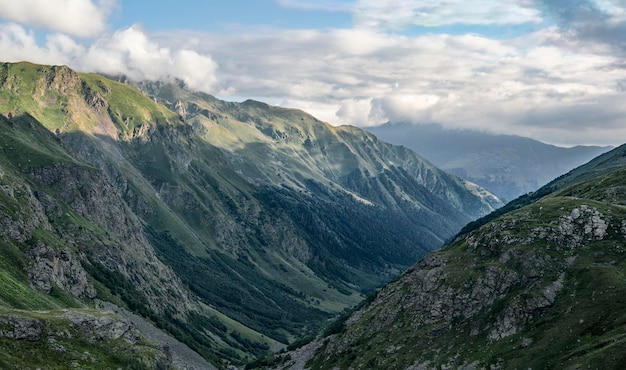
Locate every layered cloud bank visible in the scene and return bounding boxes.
[0,0,625,146]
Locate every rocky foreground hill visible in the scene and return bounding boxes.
[276,143,626,369]
[0,61,501,368]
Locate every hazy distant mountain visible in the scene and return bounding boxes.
[367,122,612,201]
[0,62,501,367]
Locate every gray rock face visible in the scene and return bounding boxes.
[28,163,198,317]
[62,310,135,342]
[0,174,52,243]
[0,315,42,341]
[26,241,96,299]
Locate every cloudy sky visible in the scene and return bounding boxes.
[1,0,625,146]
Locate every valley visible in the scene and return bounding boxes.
[2,60,624,370]
[0,61,501,368]
[287,142,626,369]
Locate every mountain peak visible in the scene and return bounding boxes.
[367,122,612,201]
[0,61,503,366]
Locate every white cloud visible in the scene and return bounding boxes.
[0,0,115,38]
[0,24,218,93]
[80,26,218,91]
[155,26,626,146]
[353,0,542,30]
[1,0,626,146]
[0,23,81,65]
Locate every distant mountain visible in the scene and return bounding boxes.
[367,122,612,201]
[284,143,626,369]
[0,62,501,367]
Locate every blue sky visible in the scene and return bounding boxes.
[112,1,354,33]
[110,1,537,37]
[1,0,626,146]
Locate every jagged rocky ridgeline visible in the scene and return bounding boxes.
[0,61,501,367]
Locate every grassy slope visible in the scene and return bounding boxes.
[303,146,626,369]
[0,62,501,367]
[0,63,366,363]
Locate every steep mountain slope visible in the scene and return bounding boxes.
[133,81,500,218]
[0,61,501,367]
[0,113,216,368]
[367,122,611,201]
[288,143,626,369]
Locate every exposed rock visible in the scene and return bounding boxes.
[28,163,198,317]
[62,310,135,343]
[175,100,187,117]
[98,301,217,370]
[26,241,96,298]
[0,178,52,243]
[0,315,42,341]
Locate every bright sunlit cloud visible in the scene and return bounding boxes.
[0,0,115,38]
[0,0,625,146]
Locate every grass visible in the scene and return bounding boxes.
[80,72,180,138]
[0,269,58,310]
[306,168,626,369]
[0,114,76,170]
[0,307,169,369]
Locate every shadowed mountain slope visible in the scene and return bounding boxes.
[0,62,501,367]
[287,142,626,370]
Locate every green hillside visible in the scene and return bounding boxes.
[0,62,501,368]
[296,143,626,369]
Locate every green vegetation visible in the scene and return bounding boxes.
[0,308,169,370]
[80,72,181,137]
[305,143,626,369]
[0,61,504,368]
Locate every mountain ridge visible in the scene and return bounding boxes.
[283,141,626,369]
[367,122,612,201]
[0,61,502,367]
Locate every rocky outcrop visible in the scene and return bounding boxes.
[26,241,96,298]
[0,170,52,243]
[0,315,42,341]
[98,301,216,370]
[300,193,626,369]
[0,310,172,368]
[62,310,138,343]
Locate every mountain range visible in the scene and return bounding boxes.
[0,62,501,368]
[367,122,612,201]
[281,138,626,369]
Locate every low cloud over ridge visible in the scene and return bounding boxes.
[0,0,625,146]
